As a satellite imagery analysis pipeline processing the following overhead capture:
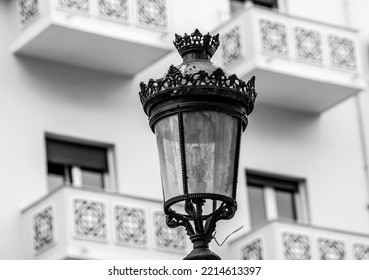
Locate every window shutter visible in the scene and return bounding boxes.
[46,139,108,171]
[252,0,278,9]
[247,173,298,191]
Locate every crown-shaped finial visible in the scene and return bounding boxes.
[173,29,220,59]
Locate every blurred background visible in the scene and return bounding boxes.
[1,0,369,260]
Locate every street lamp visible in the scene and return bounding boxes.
[139,29,257,260]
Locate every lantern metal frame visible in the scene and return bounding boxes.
[139,29,257,259]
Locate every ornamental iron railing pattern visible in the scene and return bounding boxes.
[18,0,39,25]
[28,197,369,259]
[136,0,167,29]
[283,232,311,260]
[353,243,369,260]
[329,35,356,70]
[222,26,243,67]
[33,206,54,252]
[29,196,191,256]
[115,205,147,246]
[57,0,169,29]
[98,0,129,21]
[241,238,263,260]
[153,212,186,251]
[73,199,106,240]
[260,19,288,56]
[220,17,359,73]
[319,238,345,260]
[59,0,90,13]
[295,27,322,63]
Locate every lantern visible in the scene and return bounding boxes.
[139,29,257,259]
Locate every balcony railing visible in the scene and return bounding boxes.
[19,0,168,30]
[212,6,365,113]
[229,219,369,260]
[22,186,190,259]
[13,0,172,75]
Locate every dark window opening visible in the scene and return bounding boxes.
[252,0,278,9]
[248,183,267,227]
[46,137,109,191]
[246,171,300,227]
[232,0,278,9]
[275,187,297,221]
[47,162,72,191]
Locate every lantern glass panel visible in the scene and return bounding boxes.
[183,111,238,198]
[155,115,183,202]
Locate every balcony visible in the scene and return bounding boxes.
[229,219,369,260]
[21,186,190,259]
[212,6,365,113]
[12,0,172,75]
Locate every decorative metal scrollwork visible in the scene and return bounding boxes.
[241,238,263,260]
[329,35,356,70]
[136,0,167,29]
[260,19,288,55]
[222,26,243,67]
[139,65,256,115]
[59,0,90,13]
[283,232,311,260]
[174,29,220,59]
[295,27,322,63]
[115,206,147,246]
[33,206,54,253]
[18,0,39,25]
[165,199,237,245]
[73,199,106,240]
[319,238,345,260]
[99,0,129,21]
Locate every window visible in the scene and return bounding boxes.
[46,137,114,192]
[246,171,308,227]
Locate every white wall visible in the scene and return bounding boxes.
[347,0,369,207]
[1,1,28,259]
[170,0,231,34]
[286,0,347,26]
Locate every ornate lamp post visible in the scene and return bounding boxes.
[139,29,257,260]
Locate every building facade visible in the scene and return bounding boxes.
[1,0,369,260]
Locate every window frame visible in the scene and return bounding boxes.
[246,170,309,228]
[45,134,117,192]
